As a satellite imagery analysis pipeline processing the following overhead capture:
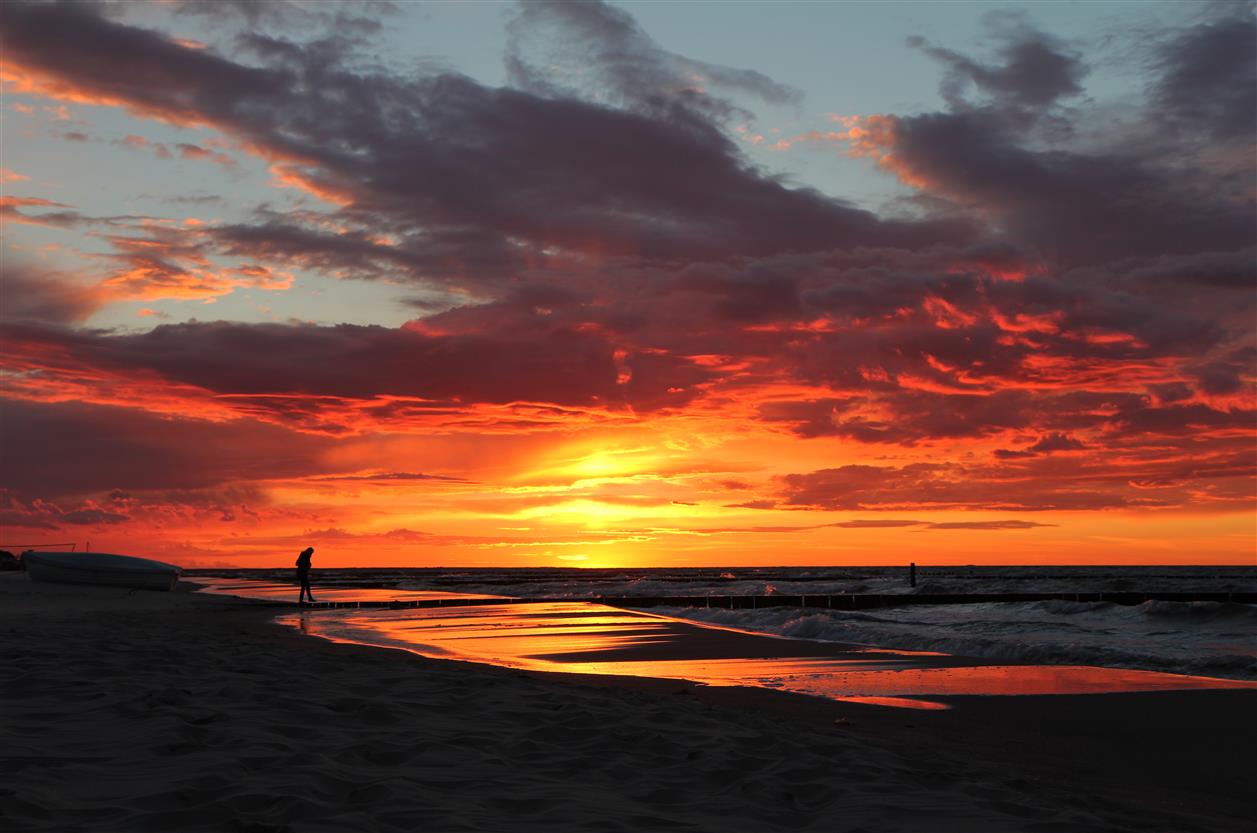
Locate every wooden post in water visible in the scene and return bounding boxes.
[909,562,916,587]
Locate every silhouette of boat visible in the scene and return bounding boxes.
[24,551,182,591]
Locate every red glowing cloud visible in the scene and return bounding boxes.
[0,1,1252,566]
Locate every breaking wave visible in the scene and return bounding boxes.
[650,600,1257,681]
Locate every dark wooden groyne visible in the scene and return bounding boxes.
[257,591,1257,611]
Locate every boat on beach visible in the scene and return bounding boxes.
[23,551,182,591]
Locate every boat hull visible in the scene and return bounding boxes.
[24,551,182,591]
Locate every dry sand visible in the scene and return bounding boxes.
[2,573,1252,832]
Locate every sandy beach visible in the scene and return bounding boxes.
[2,574,1253,833]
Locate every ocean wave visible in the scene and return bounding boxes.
[189,565,1257,680]
[649,602,1257,681]
[188,565,1257,600]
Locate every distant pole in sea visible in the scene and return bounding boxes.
[909,562,916,587]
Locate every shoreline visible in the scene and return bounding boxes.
[3,574,1254,832]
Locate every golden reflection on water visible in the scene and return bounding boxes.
[284,601,1257,709]
[833,696,952,710]
[196,576,504,604]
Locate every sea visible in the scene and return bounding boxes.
[190,565,1257,683]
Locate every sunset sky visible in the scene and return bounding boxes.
[1,0,1253,568]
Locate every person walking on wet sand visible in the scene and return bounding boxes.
[296,547,316,604]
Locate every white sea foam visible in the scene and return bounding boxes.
[191,566,1257,680]
[193,565,1257,600]
[649,600,1257,681]
[385,566,1256,599]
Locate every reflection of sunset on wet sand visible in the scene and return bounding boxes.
[284,601,1257,709]
[194,576,506,605]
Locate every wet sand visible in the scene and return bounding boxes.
[285,600,1257,710]
[2,574,1253,832]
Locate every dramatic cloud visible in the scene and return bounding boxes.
[0,0,969,278]
[0,494,130,531]
[1,318,710,427]
[1151,13,1256,141]
[994,432,1087,460]
[0,262,108,324]
[1,2,1253,564]
[506,0,801,118]
[778,449,1255,513]
[907,20,1085,112]
[0,398,340,498]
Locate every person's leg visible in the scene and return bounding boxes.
[303,574,315,602]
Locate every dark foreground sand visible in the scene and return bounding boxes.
[2,574,1253,832]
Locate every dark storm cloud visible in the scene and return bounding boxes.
[883,110,1253,265]
[776,461,1136,512]
[0,0,970,273]
[0,482,282,532]
[676,264,807,324]
[778,465,1094,513]
[658,244,1243,376]
[1022,432,1086,453]
[0,398,338,498]
[1189,348,1256,396]
[778,440,1256,513]
[762,387,1253,447]
[761,391,1034,445]
[209,219,531,286]
[1151,12,1257,141]
[169,0,389,29]
[907,21,1085,111]
[994,432,1086,460]
[1109,248,1257,291]
[0,2,286,117]
[2,319,709,414]
[1,0,1253,520]
[1109,402,1255,436]
[757,398,858,439]
[0,493,130,531]
[0,263,104,324]
[209,221,421,281]
[879,11,1255,268]
[506,0,800,119]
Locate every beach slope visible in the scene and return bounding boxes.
[1,575,1251,832]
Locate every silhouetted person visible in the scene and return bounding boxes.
[296,546,316,604]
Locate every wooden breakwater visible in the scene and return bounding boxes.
[257,591,1257,611]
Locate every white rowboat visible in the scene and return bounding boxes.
[24,551,182,591]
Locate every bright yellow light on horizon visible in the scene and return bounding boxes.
[515,498,690,527]
[521,446,662,485]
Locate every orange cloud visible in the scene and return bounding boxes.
[0,56,209,127]
[267,163,357,206]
